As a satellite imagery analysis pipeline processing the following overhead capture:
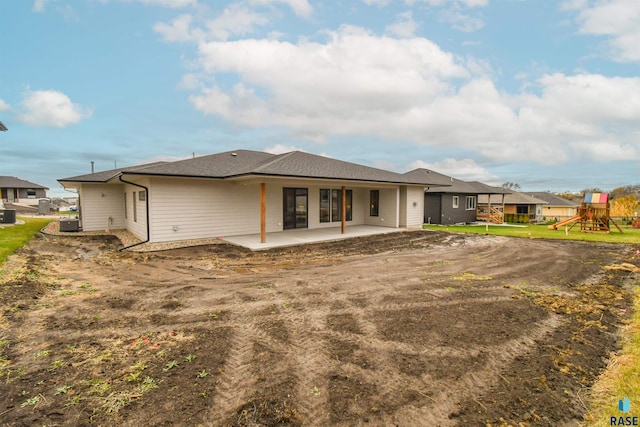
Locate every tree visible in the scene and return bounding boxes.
[610,195,639,217]
[610,185,640,200]
[580,188,604,195]
[501,182,521,191]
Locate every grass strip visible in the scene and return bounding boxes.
[0,217,54,265]
[423,223,640,244]
[584,284,640,425]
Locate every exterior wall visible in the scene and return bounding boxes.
[424,193,442,224]
[403,186,424,227]
[91,176,405,244]
[147,177,401,242]
[542,206,578,220]
[148,177,260,243]
[365,188,398,227]
[79,184,126,232]
[1,188,46,202]
[399,187,407,227]
[123,179,150,241]
[433,193,477,224]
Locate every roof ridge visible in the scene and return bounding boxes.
[251,150,298,173]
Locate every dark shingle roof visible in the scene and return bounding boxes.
[504,192,548,205]
[0,176,48,189]
[59,162,170,183]
[525,192,580,207]
[404,169,508,195]
[60,150,446,186]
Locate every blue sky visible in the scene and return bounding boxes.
[1,0,638,197]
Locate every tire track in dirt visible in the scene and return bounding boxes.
[209,321,258,422]
[382,313,565,426]
[279,308,332,426]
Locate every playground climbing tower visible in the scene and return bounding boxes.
[548,193,623,233]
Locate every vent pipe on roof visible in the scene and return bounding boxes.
[91,161,94,173]
[231,152,238,157]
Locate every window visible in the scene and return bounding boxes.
[465,196,476,210]
[124,193,127,219]
[26,189,37,199]
[320,189,330,223]
[321,189,353,222]
[516,205,528,214]
[139,191,146,201]
[133,192,137,222]
[452,196,459,209]
[370,190,379,217]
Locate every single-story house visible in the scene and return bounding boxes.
[525,192,579,221]
[58,149,445,246]
[479,192,548,223]
[0,176,48,204]
[403,169,509,225]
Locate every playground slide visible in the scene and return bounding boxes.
[547,215,582,230]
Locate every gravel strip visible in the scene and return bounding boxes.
[41,220,225,252]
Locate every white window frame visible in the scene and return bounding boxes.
[452,196,459,209]
[466,196,476,211]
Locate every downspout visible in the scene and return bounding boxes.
[118,175,150,251]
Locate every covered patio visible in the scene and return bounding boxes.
[224,225,403,250]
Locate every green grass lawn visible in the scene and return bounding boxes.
[0,216,54,265]
[423,223,640,244]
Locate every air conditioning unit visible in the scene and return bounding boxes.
[59,219,80,232]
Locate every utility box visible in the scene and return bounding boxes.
[0,209,16,224]
[59,219,80,232]
[38,199,51,215]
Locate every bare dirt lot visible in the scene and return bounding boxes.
[1,230,639,426]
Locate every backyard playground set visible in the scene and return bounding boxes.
[548,192,623,233]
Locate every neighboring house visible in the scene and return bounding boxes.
[479,192,549,223]
[404,169,508,225]
[58,149,443,245]
[526,192,579,221]
[0,176,48,204]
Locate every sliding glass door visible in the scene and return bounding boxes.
[283,188,308,230]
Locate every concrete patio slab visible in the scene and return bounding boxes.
[223,225,404,250]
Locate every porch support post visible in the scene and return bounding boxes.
[260,183,266,243]
[341,186,346,234]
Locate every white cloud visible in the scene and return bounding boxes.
[177,73,204,90]
[192,26,468,119]
[137,0,197,7]
[408,158,500,183]
[568,0,640,62]
[18,89,92,128]
[263,144,306,154]
[154,14,202,42]
[205,4,270,40]
[154,5,270,42]
[0,99,10,112]
[408,0,489,8]
[250,0,313,18]
[385,11,419,38]
[32,0,49,12]
[363,0,393,6]
[438,4,485,32]
[162,18,639,166]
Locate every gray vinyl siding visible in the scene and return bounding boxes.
[79,184,126,232]
[424,193,442,224]
[426,193,477,225]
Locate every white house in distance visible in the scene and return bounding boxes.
[58,149,444,247]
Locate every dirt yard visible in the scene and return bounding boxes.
[1,230,639,426]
